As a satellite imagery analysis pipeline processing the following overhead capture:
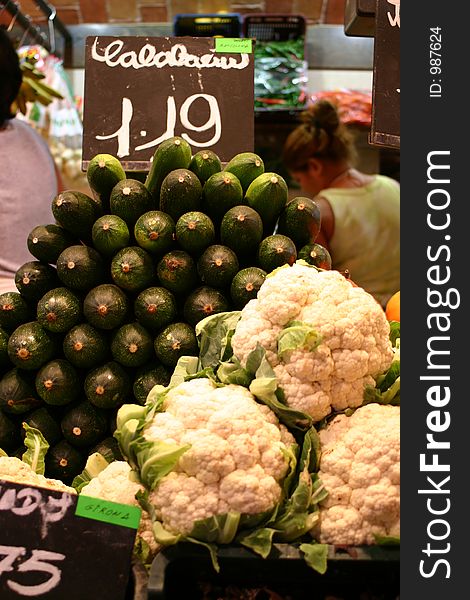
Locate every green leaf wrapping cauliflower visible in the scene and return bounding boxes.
[231,264,394,422]
[116,377,299,544]
[0,425,75,494]
[312,404,400,546]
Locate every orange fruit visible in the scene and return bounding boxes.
[385,290,400,322]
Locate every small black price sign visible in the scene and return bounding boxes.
[0,480,140,600]
[82,36,255,169]
[370,0,400,148]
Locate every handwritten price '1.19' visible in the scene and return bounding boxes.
[96,93,222,159]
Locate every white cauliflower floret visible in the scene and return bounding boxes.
[141,378,293,537]
[144,412,186,445]
[0,457,43,487]
[150,472,220,535]
[179,431,236,483]
[233,403,296,449]
[313,404,400,545]
[273,371,332,423]
[162,379,223,430]
[230,300,282,366]
[278,424,296,447]
[42,477,77,493]
[219,465,281,514]
[260,441,291,480]
[329,376,376,412]
[81,460,141,505]
[317,505,364,546]
[0,456,76,494]
[231,264,393,421]
[81,461,159,557]
[227,433,260,470]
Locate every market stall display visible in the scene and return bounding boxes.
[70,267,399,582]
[0,137,400,581]
[0,138,328,484]
[0,11,401,595]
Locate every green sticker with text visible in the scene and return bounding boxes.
[215,38,253,53]
[75,495,141,529]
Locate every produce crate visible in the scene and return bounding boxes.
[242,15,308,112]
[242,14,306,42]
[146,543,400,599]
[173,14,242,37]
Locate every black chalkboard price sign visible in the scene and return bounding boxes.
[370,0,400,148]
[0,479,140,599]
[82,36,255,170]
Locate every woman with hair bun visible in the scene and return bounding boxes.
[282,100,399,307]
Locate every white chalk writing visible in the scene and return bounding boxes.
[0,484,73,539]
[91,38,251,70]
[98,94,222,158]
[387,0,400,27]
[0,545,65,597]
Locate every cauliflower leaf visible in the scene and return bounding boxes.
[248,345,313,431]
[277,321,322,359]
[217,360,252,387]
[374,534,400,546]
[299,542,328,574]
[190,512,241,544]
[218,343,313,432]
[129,436,191,491]
[237,527,277,559]
[388,320,400,346]
[196,311,241,369]
[363,326,400,407]
[238,430,327,571]
[22,423,48,475]
[116,403,191,490]
[168,355,199,388]
[72,452,110,492]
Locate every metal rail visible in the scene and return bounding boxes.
[0,0,72,60]
[1,0,51,50]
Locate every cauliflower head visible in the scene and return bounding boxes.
[81,460,159,557]
[140,377,296,537]
[231,264,394,422]
[0,456,76,494]
[313,404,400,545]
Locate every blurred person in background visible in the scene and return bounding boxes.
[283,99,400,308]
[0,27,62,293]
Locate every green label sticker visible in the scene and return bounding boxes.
[215,38,253,53]
[75,495,141,529]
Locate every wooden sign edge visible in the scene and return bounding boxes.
[369,0,400,150]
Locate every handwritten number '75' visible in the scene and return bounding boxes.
[97,93,222,158]
[0,545,65,596]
